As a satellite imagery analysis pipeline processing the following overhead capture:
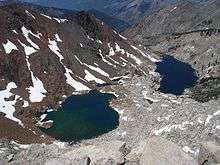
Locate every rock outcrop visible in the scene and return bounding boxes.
[140,137,198,165]
[198,141,220,165]
[1,137,203,165]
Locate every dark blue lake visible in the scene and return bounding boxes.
[155,55,198,95]
[39,91,119,142]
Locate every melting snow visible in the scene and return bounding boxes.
[170,6,177,12]
[105,91,119,98]
[97,40,103,44]
[152,121,193,135]
[40,114,47,121]
[22,100,29,108]
[87,35,94,41]
[25,10,36,19]
[48,39,64,62]
[84,70,105,84]
[12,30,18,34]
[11,141,30,149]
[40,13,52,20]
[53,18,68,23]
[2,40,18,54]
[53,141,66,148]
[131,45,159,63]
[142,91,159,102]
[182,146,196,154]
[170,99,181,104]
[55,34,62,42]
[27,73,47,102]
[0,82,22,125]
[153,124,186,135]
[19,37,46,103]
[48,35,90,91]
[126,52,142,65]
[108,43,115,56]
[205,110,220,126]
[85,63,110,77]
[21,26,40,49]
[118,34,127,40]
[98,49,115,67]
[161,104,169,107]
[65,67,90,91]
[18,40,37,55]
[115,43,125,54]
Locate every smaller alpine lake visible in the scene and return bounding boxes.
[39,91,119,142]
[155,55,198,95]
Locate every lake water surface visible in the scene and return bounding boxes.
[39,90,119,142]
[155,55,198,95]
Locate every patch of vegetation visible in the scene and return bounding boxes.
[190,77,220,103]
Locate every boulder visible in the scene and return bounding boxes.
[62,140,125,165]
[198,141,220,165]
[45,157,90,165]
[125,140,146,164]
[140,137,198,165]
[7,154,14,162]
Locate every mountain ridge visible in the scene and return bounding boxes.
[0,3,157,143]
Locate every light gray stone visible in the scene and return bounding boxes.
[62,140,125,165]
[45,157,90,165]
[7,154,14,162]
[140,137,198,165]
[125,140,146,164]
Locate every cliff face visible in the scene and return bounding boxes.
[124,1,220,40]
[0,4,157,143]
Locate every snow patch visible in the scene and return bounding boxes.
[12,30,18,34]
[48,39,64,62]
[86,64,110,77]
[11,141,30,149]
[40,114,47,122]
[170,6,177,12]
[115,43,125,54]
[183,146,196,154]
[18,40,37,55]
[87,35,94,41]
[142,91,159,103]
[131,45,159,63]
[205,110,220,126]
[27,74,47,103]
[21,26,40,49]
[152,121,193,135]
[2,40,18,54]
[22,100,29,108]
[53,141,66,148]
[84,69,105,84]
[118,34,127,40]
[55,34,62,42]
[53,17,68,23]
[126,52,142,65]
[25,10,36,19]
[0,82,22,125]
[108,43,115,56]
[40,13,52,20]
[65,67,90,91]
